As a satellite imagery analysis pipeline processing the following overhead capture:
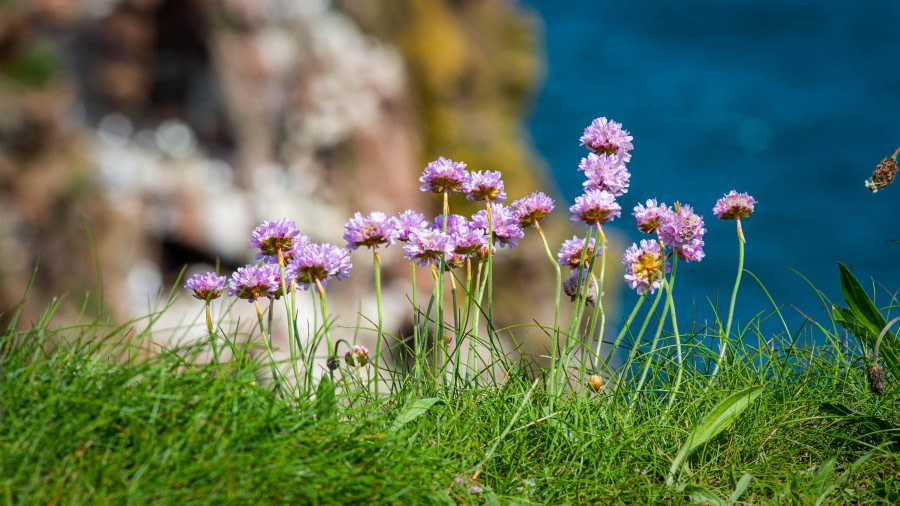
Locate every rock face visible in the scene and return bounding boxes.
[1,0,570,373]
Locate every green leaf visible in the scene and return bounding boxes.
[390,397,441,433]
[834,263,899,374]
[313,376,336,420]
[682,483,725,505]
[666,386,764,487]
[730,472,753,503]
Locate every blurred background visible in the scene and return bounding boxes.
[521,0,900,333]
[0,0,897,353]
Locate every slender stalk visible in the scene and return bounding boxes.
[535,222,562,395]
[254,299,285,394]
[634,259,677,394]
[601,293,645,375]
[589,225,608,370]
[204,301,220,366]
[617,288,663,388]
[485,200,494,325]
[277,249,301,394]
[314,279,334,355]
[372,248,384,399]
[410,261,424,390]
[664,264,683,411]
[712,218,745,379]
[559,229,597,392]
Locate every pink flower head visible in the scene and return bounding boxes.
[512,191,555,228]
[433,214,470,236]
[249,218,305,264]
[185,272,226,301]
[452,225,488,256]
[420,156,468,194]
[471,203,524,248]
[403,228,455,267]
[569,189,621,227]
[633,199,672,234]
[463,170,507,202]
[343,211,397,250]
[286,243,352,290]
[579,117,634,161]
[579,153,630,197]
[713,190,757,220]
[392,210,429,242]
[345,344,370,367]
[623,240,669,294]
[557,235,598,269]
[228,265,279,302]
[658,203,706,263]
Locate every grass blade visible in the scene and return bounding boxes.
[390,397,441,433]
[666,385,764,486]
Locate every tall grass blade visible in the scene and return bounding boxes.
[666,385,763,486]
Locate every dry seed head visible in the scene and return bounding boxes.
[865,154,897,193]
[866,364,884,396]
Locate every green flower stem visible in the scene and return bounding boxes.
[558,228,596,392]
[464,257,476,383]
[204,301,220,366]
[588,225,608,372]
[535,223,562,395]
[485,200,494,325]
[712,218,745,379]
[430,263,444,382]
[314,279,333,356]
[634,258,677,394]
[617,287,664,390]
[468,259,487,386]
[372,248,384,399]
[601,293,646,376]
[277,249,302,396]
[254,299,285,395]
[663,260,683,411]
[410,261,424,391]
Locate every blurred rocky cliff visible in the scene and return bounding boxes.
[0,0,576,364]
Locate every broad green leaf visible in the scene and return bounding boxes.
[838,263,887,337]
[666,386,764,487]
[834,263,899,374]
[390,397,441,433]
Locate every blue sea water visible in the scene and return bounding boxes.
[521,0,900,335]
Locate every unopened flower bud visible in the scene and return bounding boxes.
[588,374,603,392]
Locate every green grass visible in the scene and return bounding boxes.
[1,299,897,505]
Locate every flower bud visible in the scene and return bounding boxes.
[588,374,603,392]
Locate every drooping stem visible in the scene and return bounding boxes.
[712,218,745,379]
[874,315,900,364]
